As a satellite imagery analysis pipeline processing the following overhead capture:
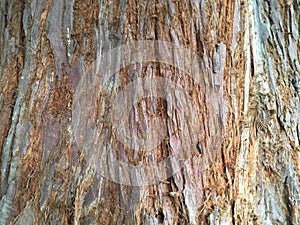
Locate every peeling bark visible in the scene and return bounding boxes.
[0,0,300,224]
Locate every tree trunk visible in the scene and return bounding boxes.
[0,0,299,224]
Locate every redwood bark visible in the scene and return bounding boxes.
[0,0,300,224]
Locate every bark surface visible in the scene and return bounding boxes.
[0,0,300,224]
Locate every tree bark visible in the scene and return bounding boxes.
[0,0,300,224]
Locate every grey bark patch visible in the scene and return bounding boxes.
[14,201,35,225]
[47,0,67,78]
[0,93,4,112]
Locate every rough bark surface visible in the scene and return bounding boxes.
[0,0,300,224]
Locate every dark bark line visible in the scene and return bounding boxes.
[0,0,299,224]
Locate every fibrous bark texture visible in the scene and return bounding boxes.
[0,0,300,224]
